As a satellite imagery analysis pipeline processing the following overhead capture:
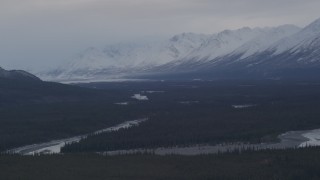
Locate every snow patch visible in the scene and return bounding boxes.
[179,101,199,105]
[232,104,256,109]
[132,94,149,101]
[141,91,165,94]
[299,129,320,147]
[115,102,129,105]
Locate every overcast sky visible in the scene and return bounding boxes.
[1,0,320,71]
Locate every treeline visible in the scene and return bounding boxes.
[2,147,320,179]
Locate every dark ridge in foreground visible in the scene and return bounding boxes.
[1,147,320,180]
[0,67,40,81]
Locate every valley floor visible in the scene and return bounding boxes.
[9,119,318,156]
[2,79,320,179]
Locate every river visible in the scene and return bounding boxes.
[104,128,320,156]
[8,121,320,156]
[8,118,147,155]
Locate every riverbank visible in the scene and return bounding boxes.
[7,121,320,156]
[104,129,316,156]
[7,119,147,155]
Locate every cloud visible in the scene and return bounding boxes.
[0,0,320,70]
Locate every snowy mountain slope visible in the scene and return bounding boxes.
[151,18,320,76]
[40,33,210,81]
[179,27,271,62]
[271,18,320,55]
[198,18,320,79]
[148,25,301,72]
[252,17,320,67]
[232,25,301,59]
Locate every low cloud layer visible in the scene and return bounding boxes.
[0,0,320,70]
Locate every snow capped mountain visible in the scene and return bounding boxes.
[73,32,209,70]
[299,17,320,36]
[41,33,210,81]
[182,27,266,62]
[39,17,320,82]
[144,25,301,73]
[233,25,301,59]
[271,18,320,55]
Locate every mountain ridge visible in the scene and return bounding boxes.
[0,67,41,81]
[37,17,320,82]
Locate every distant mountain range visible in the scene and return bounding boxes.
[38,17,320,82]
